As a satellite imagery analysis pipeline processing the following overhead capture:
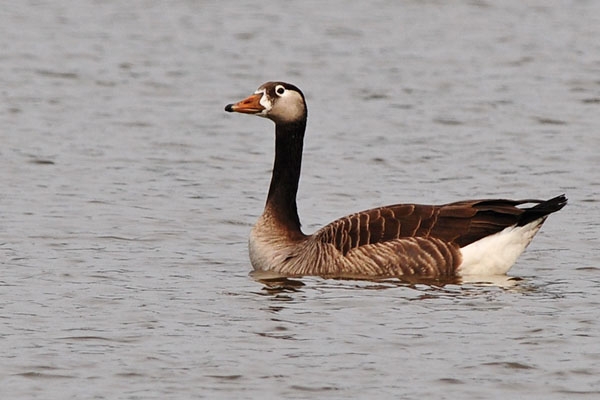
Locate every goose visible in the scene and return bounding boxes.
[225,81,567,279]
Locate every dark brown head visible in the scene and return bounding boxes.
[225,82,307,125]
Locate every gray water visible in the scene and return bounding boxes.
[2,1,600,399]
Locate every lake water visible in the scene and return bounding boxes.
[1,1,599,399]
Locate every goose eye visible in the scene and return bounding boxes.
[275,85,285,96]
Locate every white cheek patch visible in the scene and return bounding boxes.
[255,89,272,117]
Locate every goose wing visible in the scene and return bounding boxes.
[313,196,566,255]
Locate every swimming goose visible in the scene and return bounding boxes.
[225,81,566,278]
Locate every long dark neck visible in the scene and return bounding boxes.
[265,119,306,236]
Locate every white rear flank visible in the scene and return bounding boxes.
[458,218,547,276]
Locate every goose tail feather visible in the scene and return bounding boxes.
[518,194,567,226]
[458,194,566,276]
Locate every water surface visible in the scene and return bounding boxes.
[1,1,599,399]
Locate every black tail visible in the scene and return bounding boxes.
[518,194,567,226]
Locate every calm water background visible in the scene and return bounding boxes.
[1,1,599,399]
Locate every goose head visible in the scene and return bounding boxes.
[225,81,307,125]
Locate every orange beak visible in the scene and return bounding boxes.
[225,93,265,114]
